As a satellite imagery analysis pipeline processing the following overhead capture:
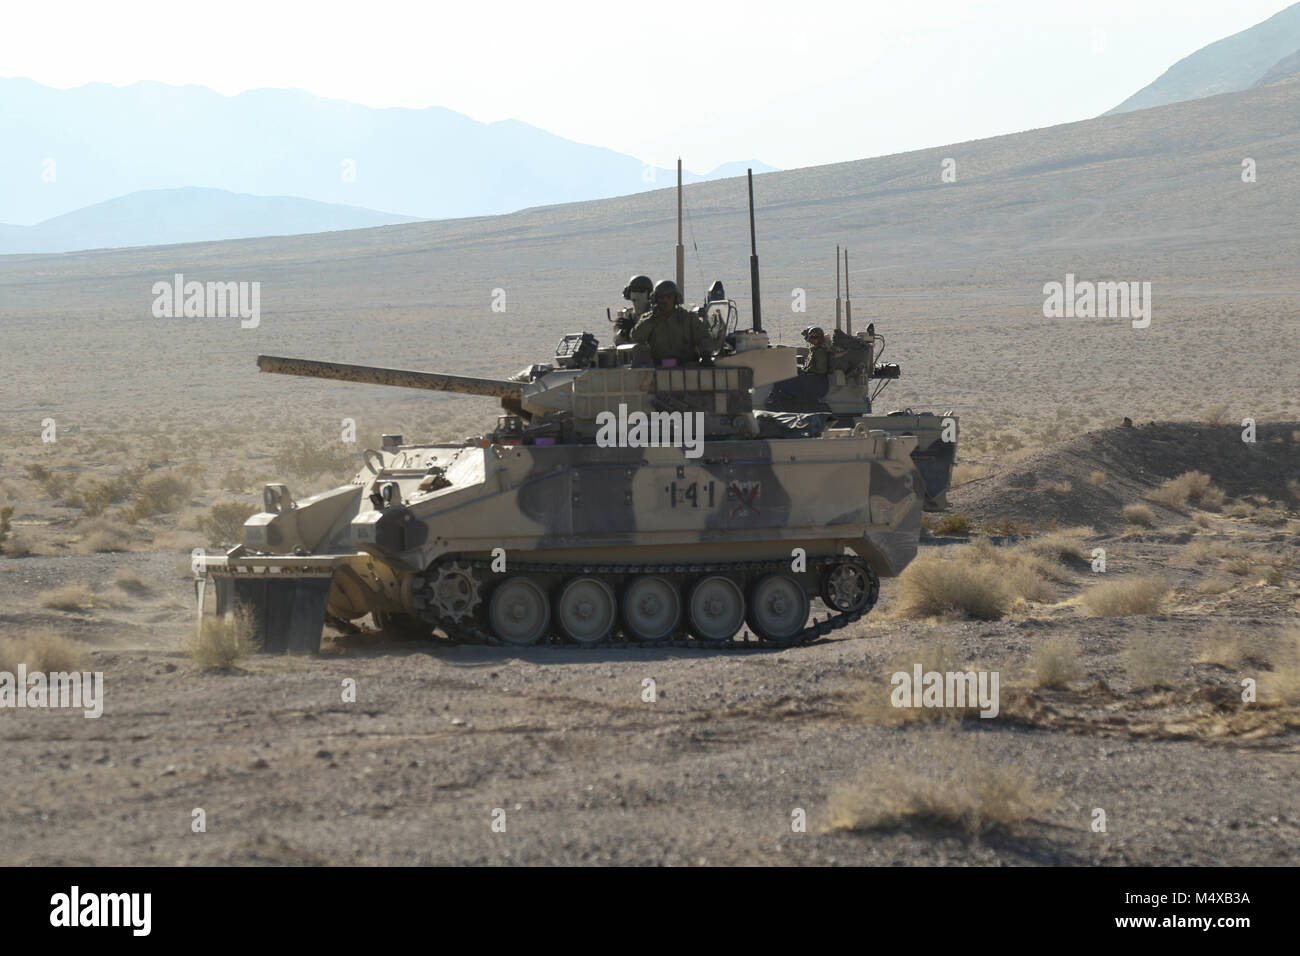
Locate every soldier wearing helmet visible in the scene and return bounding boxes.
[613,275,654,344]
[800,326,830,376]
[765,325,831,408]
[629,279,714,365]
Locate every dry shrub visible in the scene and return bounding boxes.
[1030,635,1083,688]
[39,583,100,612]
[0,504,11,551]
[1086,470,1106,487]
[1125,634,1182,688]
[1193,512,1213,528]
[894,552,1013,620]
[1287,478,1300,503]
[197,501,258,546]
[1042,480,1072,494]
[986,513,1031,537]
[1201,404,1231,427]
[1195,623,1246,669]
[951,463,988,486]
[1260,629,1300,705]
[1181,538,1232,564]
[933,513,972,536]
[0,630,87,672]
[274,435,356,479]
[1122,503,1156,527]
[2,531,33,557]
[1079,575,1170,617]
[129,471,193,520]
[854,639,991,726]
[998,551,1058,600]
[826,730,1055,836]
[1023,526,1092,563]
[1195,577,1235,596]
[188,609,256,670]
[1198,485,1226,510]
[1221,553,1257,576]
[1147,471,1222,511]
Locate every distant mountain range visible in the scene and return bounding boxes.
[1107,2,1300,114]
[0,187,422,255]
[0,77,775,239]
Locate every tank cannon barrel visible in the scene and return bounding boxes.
[257,355,519,399]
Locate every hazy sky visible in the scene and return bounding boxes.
[5,0,1295,172]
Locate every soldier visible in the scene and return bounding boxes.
[613,274,654,344]
[765,326,830,408]
[629,279,715,365]
[799,326,830,377]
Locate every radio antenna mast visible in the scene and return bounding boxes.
[748,168,762,332]
[835,245,842,331]
[844,248,852,335]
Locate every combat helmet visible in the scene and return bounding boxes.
[651,279,681,306]
[622,275,654,300]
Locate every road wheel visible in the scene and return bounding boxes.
[556,576,616,645]
[820,559,878,615]
[488,576,551,646]
[688,575,745,641]
[746,574,810,644]
[622,575,681,642]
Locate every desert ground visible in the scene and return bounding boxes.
[1,80,1298,864]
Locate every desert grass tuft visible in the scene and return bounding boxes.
[0,630,88,672]
[1030,635,1083,688]
[188,609,256,671]
[826,730,1055,836]
[1079,575,1170,617]
[1122,503,1156,527]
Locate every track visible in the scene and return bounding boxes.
[418,555,880,651]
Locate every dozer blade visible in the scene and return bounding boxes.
[209,574,332,654]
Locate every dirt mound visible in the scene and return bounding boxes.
[951,421,1299,531]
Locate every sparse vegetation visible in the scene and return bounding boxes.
[1030,635,1083,688]
[933,513,972,536]
[197,501,259,546]
[827,731,1055,836]
[1201,404,1232,427]
[128,470,193,520]
[38,583,101,612]
[1122,503,1156,527]
[1079,575,1170,616]
[1087,470,1106,487]
[1195,623,1247,669]
[73,518,134,555]
[0,631,87,673]
[188,609,256,670]
[894,551,1013,620]
[1147,471,1223,511]
[274,435,356,479]
[1195,576,1235,596]
[951,463,988,486]
[1260,629,1300,705]
[1023,526,1092,562]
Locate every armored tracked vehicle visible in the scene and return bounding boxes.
[199,352,922,651]
[197,169,942,652]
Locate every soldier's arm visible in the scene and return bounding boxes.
[629,315,654,345]
[812,348,829,375]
